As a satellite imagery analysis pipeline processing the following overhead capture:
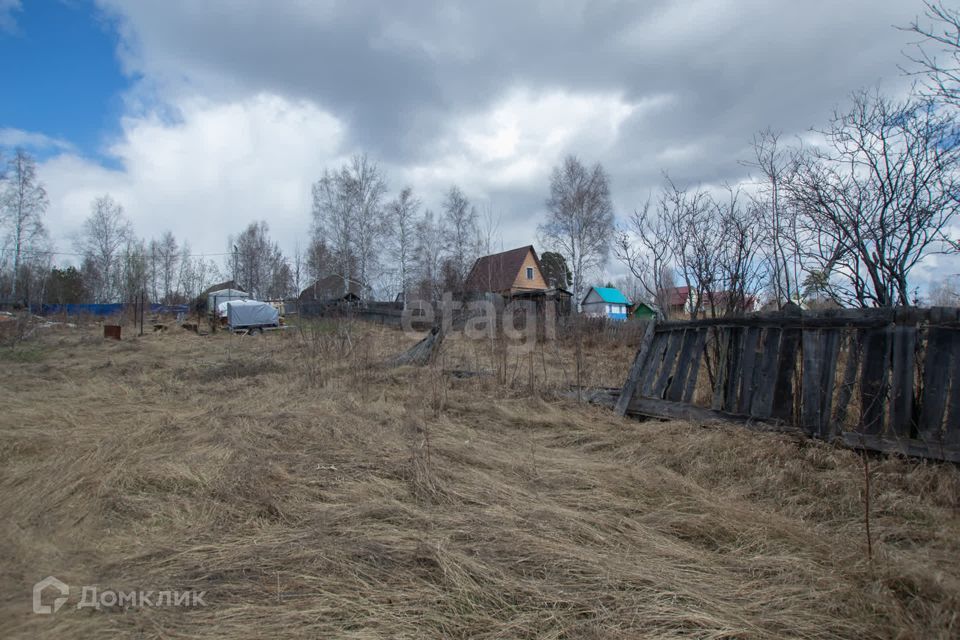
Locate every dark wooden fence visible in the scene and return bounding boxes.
[616,306,960,463]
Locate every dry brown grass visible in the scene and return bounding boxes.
[1,319,959,639]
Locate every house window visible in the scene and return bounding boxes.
[526,267,534,280]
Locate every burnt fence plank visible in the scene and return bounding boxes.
[750,327,782,419]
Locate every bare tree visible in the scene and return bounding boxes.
[311,154,387,297]
[614,197,676,314]
[415,209,445,301]
[904,1,960,107]
[538,155,615,310]
[386,186,421,305]
[75,195,133,302]
[788,89,960,307]
[929,275,960,306]
[229,221,288,300]
[1,149,49,303]
[744,129,805,306]
[152,230,179,303]
[441,185,479,291]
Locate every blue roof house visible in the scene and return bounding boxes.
[581,286,631,320]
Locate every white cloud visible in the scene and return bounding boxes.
[41,94,345,262]
[0,128,74,151]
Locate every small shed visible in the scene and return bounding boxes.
[582,286,630,320]
[629,302,658,320]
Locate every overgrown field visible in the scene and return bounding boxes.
[1,319,959,639]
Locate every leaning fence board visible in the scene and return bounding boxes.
[771,328,800,422]
[817,329,842,440]
[736,327,761,415]
[639,332,670,397]
[800,330,826,434]
[889,325,917,439]
[859,326,891,435]
[712,328,731,411]
[667,329,699,402]
[945,331,960,446]
[833,330,862,432]
[651,330,684,399]
[723,327,745,413]
[615,320,656,416]
[681,328,708,404]
[749,327,782,419]
[918,327,953,442]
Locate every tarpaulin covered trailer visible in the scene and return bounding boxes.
[224,300,280,332]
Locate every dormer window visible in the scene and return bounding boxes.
[526,267,534,280]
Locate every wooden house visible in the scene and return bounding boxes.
[464,245,548,296]
[581,286,631,320]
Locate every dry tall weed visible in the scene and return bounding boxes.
[0,322,958,638]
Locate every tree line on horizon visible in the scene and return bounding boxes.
[1,2,960,313]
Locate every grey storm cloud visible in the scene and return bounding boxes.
[98,0,924,171]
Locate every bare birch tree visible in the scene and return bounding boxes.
[75,195,133,302]
[441,185,478,291]
[1,149,48,303]
[904,1,960,107]
[538,155,615,310]
[386,186,420,305]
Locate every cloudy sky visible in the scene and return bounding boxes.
[0,0,945,283]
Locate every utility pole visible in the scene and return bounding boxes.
[139,289,145,336]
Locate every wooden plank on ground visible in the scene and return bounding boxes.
[859,325,891,436]
[749,327,782,419]
[771,328,801,422]
[615,320,657,416]
[889,325,917,439]
[918,326,954,442]
[651,330,684,399]
[682,328,708,404]
[626,395,802,434]
[841,431,960,464]
[666,328,698,402]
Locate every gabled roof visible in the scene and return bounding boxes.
[300,275,364,301]
[584,286,630,305]
[464,245,542,292]
[663,286,690,307]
